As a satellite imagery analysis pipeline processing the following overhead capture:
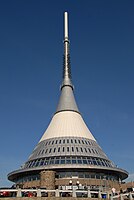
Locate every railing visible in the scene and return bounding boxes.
[111,192,134,200]
[0,188,108,198]
[0,188,133,199]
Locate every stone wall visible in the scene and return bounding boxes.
[121,181,134,191]
[22,180,40,189]
[40,170,55,189]
[22,170,56,189]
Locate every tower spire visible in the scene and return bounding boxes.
[64,12,69,40]
[61,12,73,89]
[56,12,79,113]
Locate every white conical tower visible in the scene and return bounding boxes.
[8,12,128,190]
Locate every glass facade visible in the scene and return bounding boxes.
[25,156,114,169]
[15,171,118,184]
[56,171,118,181]
[16,174,40,184]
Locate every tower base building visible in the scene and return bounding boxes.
[8,12,128,192]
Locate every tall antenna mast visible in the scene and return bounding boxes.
[56,12,79,113]
[64,12,68,40]
[62,12,73,89]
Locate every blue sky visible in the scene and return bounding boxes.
[0,0,134,187]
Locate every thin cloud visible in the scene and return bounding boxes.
[126,173,134,182]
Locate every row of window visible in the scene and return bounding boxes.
[16,175,40,184]
[25,156,114,169]
[56,172,118,181]
[16,172,118,184]
[34,146,104,157]
[38,138,96,147]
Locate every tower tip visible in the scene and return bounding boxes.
[64,12,68,40]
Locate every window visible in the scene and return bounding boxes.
[28,162,32,168]
[37,150,41,155]
[35,160,39,167]
[59,140,61,144]
[66,172,72,178]
[40,160,44,166]
[101,161,105,166]
[106,162,110,167]
[72,147,74,152]
[85,140,88,145]
[85,174,90,178]
[67,139,69,143]
[79,173,84,178]
[61,159,65,164]
[85,148,87,153]
[75,139,77,143]
[76,147,79,152]
[31,161,36,167]
[58,147,60,152]
[82,140,84,144]
[95,150,98,154]
[92,158,97,165]
[53,148,56,153]
[78,140,81,144]
[50,158,54,164]
[96,159,101,166]
[67,147,69,152]
[55,140,58,144]
[88,148,91,153]
[41,149,44,154]
[45,149,48,153]
[83,159,88,164]
[101,161,104,166]
[44,160,49,165]
[96,175,100,179]
[104,161,109,167]
[88,158,93,165]
[91,174,95,179]
[55,159,59,164]
[63,139,65,144]
[63,147,65,152]
[52,141,54,145]
[81,147,83,152]
[48,141,51,145]
[72,172,78,177]
[66,158,71,164]
[78,159,82,164]
[71,139,73,143]
[59,172,65,178]
[72,158,77,164]
[92,149,95,154]
[49,148,52,153]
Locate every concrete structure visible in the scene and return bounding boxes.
[8,12,128,191]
